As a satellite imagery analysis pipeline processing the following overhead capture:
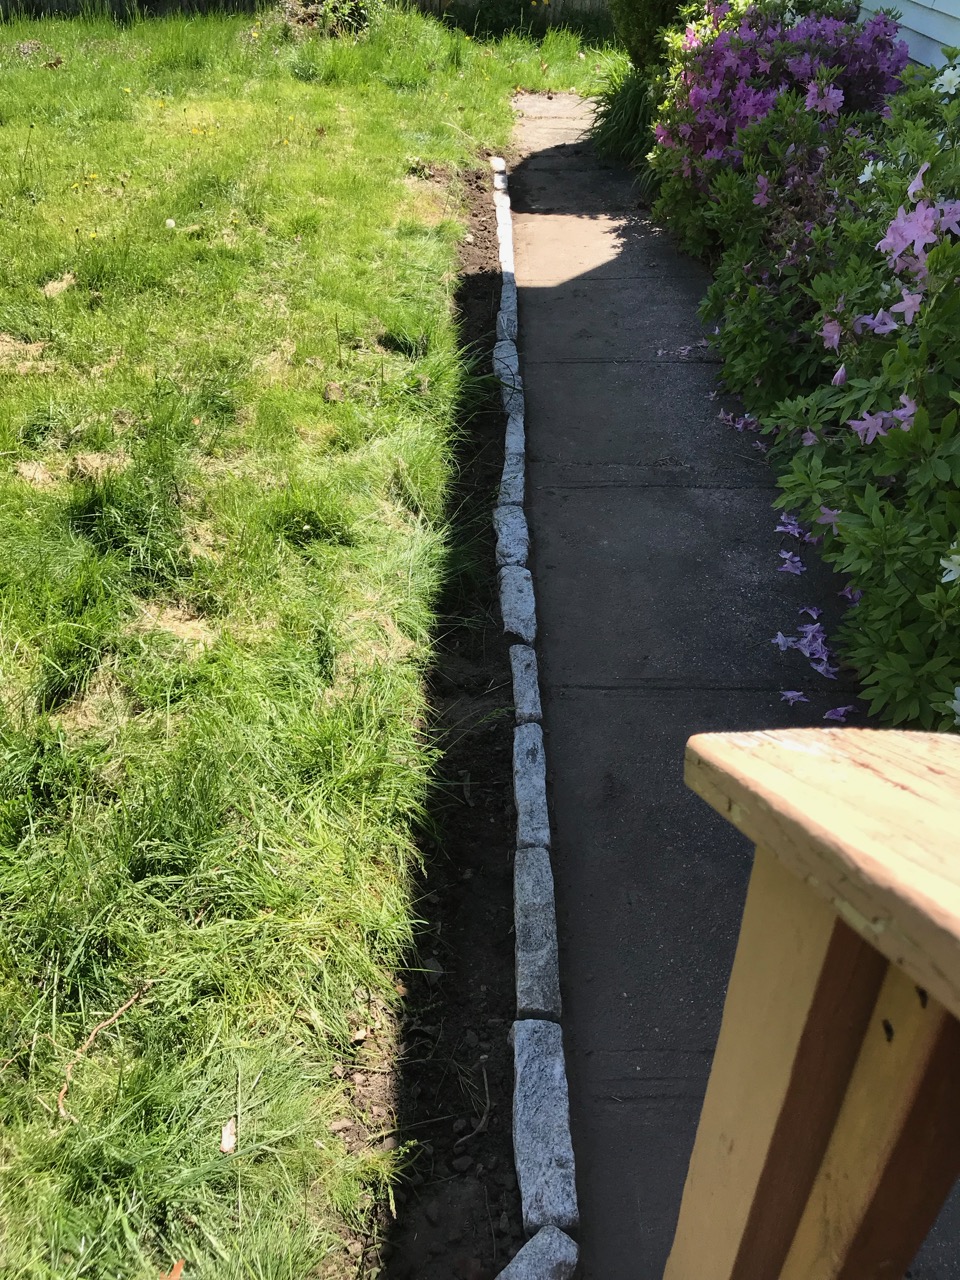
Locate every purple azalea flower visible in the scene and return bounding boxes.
[891,393,917,430]
[890,290,923,325]
[817,505,841,530]
[824,705,855,721]
[753,174,771,208]
[831,364,847,386]
[796,627,829,660]
[780,690,810,705]
[799,605,822,619]
[877,202,939,264]
[804,81,844,115]
[819,317,842,351]
[778,550,805,575]
[938,199,960,237]
[801,429,818,446]
[772,631,797,650]
[907,162,930,202]
[847,412,887,444]
[870,309,899,336]
[812,659,839,678]
[776,513,804,538]
[840,583,863,604]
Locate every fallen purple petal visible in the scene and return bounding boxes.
[780,690,810,705]
[776,514,804,538]
[778,550,805,574]
[824,704,855,721]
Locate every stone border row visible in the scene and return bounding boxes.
[489,156,581,1280]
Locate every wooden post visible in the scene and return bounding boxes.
[664,848,886,1280]
[780,965,960,1280]
[664,728,960,1280]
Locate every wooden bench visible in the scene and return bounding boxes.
[664,727,960,1280]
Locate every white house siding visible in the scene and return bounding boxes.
[860,0,960,66]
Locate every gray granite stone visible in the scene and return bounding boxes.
[490,156,507,173]
[494,338,521,383]
[514,723,550,849]
[505,412,525,457]
[502,273,518,318]
[509,644,542,723]
[515,845,561,1020]
[497,307,519,342]
[512,1020,579,1235]
[502,378,525,418]
[496,1226,579,1279]
[495,504,530,568]
[499,451,525,506]
[499,566,537,643]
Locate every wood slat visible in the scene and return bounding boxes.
[779,966,960,1280]
[664,848,886,1280]
[685,729,960,1023]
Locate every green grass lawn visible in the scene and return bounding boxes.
[0,8,622,1277]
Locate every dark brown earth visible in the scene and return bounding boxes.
[379,163,525,1280]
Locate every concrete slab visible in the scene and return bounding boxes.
[523,359,757,482]
[513,92,595,125]
[512,211,700,287]
[519,276,708,363]
[506,91,936,1280]
[528,482,835,689]
[540,687,816,1278]
[512,163,638,218]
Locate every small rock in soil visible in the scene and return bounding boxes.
[452,1155,473,1172]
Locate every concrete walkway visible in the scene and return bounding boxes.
[509,93,960,1278]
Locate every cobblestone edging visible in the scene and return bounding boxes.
[489,155,580,1280]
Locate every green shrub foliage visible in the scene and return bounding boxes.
[609,0,682,67]
[648,0,960,729]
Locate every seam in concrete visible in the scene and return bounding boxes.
[489,156,580,1273]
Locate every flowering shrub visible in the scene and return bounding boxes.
[770,68,960,728]
[650,0,908,252]
[649,0,960,729]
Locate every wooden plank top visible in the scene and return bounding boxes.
[685,728,960,1022]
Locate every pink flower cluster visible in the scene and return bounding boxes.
[655,3,908,189]
[813,163,960,445]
